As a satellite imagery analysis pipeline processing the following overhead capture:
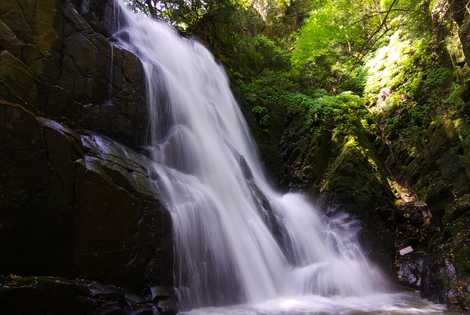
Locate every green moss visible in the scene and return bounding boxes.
[455,247,470,276]
[251,105,271,130]
[423,67,453,89]
[319,134,392,210]
[278,91,369,138]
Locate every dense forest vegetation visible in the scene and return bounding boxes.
[0,0,468,313]
[130,0,469,186]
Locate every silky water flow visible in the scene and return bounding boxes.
[112,2,445,314]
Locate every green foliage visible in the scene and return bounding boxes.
[251,105,271,129]
[291,58,367,94]
[127,0,241,30]
[239,71,299,105]
[130,0,469,205]
[292,0,365,64]
[289,0,438,102]
[292,0,434,71]
[228,35,290,80]
[364,30,429,101]
[424,67,453,89]
[280,91,369,138]
[237,70,298,133]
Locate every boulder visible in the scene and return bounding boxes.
[0,100,65,274]
[0,101,172,291]
[74,133,173,289]
[0,275,177,315]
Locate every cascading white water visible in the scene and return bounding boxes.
[112,2,445,314]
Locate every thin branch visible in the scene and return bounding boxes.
[353,0,400,61]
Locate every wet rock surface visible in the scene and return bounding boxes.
[0,0,148,148]
[384,120,470,312]
[0,0,174,312]
[0,101,173,291]
[0,275,177,315]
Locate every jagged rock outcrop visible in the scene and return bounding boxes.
[0,0,174,305]
[0,0,148,147]
[0,101,173,291]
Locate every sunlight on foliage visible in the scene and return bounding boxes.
[292,0,364,64]
[364,30,426,103]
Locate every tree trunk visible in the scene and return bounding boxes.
[449,0,470,64]
[431,0,452,65]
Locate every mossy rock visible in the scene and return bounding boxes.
[455,246,470,276]
[0,0,58,73]
[33,0,59,56]
[320,136,391,209]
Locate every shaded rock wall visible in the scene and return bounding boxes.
[0,0,173,295]
[0,0,148,147]
[379,113,470,310]
[0,275,176,315]
[0,101,173,290]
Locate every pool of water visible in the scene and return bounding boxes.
[181,292,447,315]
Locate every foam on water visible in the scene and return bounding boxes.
[183,293,445,315]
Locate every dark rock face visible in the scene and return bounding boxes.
[0,0,174,305]
[0,0,148,148]
[0,101,173,291]
[238,154,294,261]
[383,120,470,311]
[0,275,177,315]
[43,1,148,147]
[0,101,63,274]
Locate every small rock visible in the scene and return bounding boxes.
[400,246,414,256]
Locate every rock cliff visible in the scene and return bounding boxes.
[0,1,174,311]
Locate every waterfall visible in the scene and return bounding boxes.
[111,2,445,314]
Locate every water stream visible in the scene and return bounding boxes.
[113,2,445,314]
